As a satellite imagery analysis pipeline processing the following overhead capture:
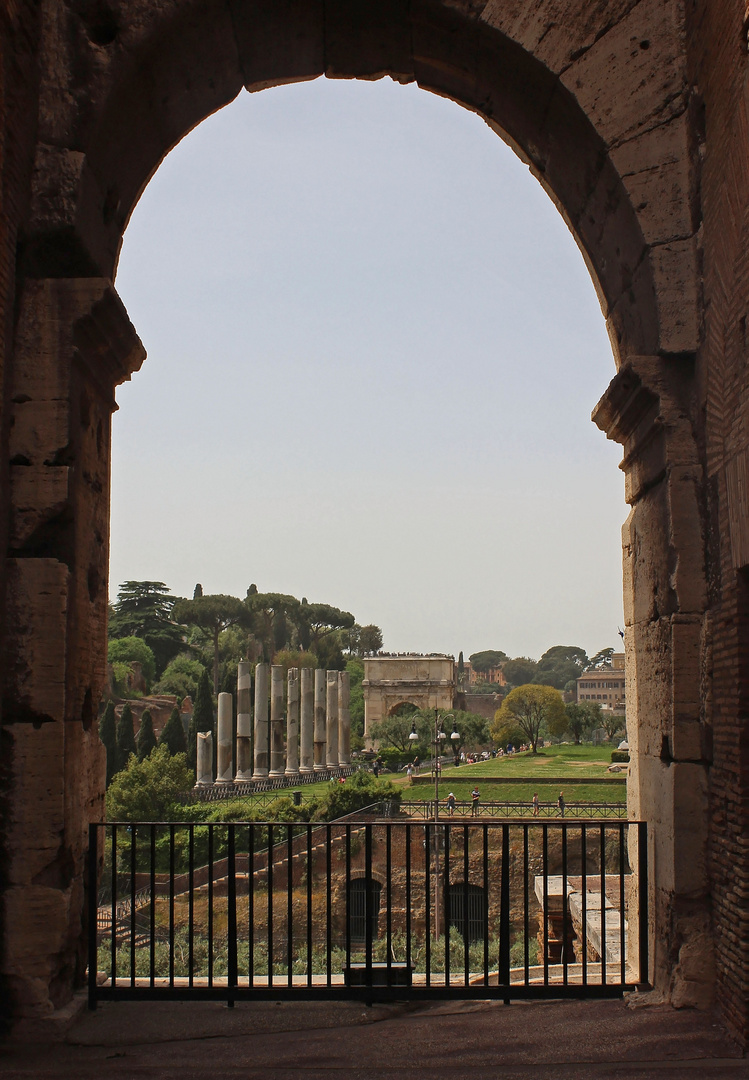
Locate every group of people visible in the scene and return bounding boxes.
[531,791,566,816]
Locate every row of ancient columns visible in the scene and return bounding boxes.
[196,663,351,786]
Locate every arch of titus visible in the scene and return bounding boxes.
[3,0,749,1043]
[363,655,456,737]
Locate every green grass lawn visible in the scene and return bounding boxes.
[454,744,616,777]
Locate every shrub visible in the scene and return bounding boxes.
[105,745,193,822]
[610,749,630,763]
[108,636,157,689]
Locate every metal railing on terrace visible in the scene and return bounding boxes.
[89,818,648,1007]
[400,801,628,820]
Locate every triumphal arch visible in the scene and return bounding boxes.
[3,0,749,1043]
[362,655,456,736]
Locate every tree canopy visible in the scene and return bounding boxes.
[173,594,250,693]
[533,645,588,690]
[159,706,187,756]
[502,657,538,687]
[108,581,184,677]
[586,647,615,670]
[136,709,157,760]
[115,702,137,772]
[469,650,508,673]
[105,745,193,822]
[491,684,567,752]
[564,702,602,744]
[108,635,156,689]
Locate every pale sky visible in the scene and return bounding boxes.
[111,75,625,662]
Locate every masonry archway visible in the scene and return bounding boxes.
[4,0,710,1023]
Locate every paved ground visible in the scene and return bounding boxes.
[2,994,749,1079]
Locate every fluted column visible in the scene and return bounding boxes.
[253,662,269,778]
[326,670,339,768]
[235,660,253,782]
[216,692,233,784]
[314,668,326,772]
[269,664,285,777]
[300,667,314,773]
[286,668,300,775]
[338,670,351,766]
[196,732,214,786]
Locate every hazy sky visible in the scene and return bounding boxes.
[111,75,625,662]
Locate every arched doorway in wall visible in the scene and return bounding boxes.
[5,1,710,1018]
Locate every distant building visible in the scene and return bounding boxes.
[576,652,625,711]
[461,661,506,687]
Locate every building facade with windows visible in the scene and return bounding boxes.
[576,653,625,712]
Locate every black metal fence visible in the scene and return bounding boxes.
[400,801,628,820]
[89,819,648,1007]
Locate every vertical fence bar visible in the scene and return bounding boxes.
[542,826,549,986]
[248,823,255,988]
[424,824,431,987]
[306,824,313,988]
[228,824,237,1006]
[129,826,136,987]
[88,824,98,1009]
[169,824,175,988]
[326,824,332,987]
[188,824,195,988]
[561,823,568,986]
[287,824,293,988]
[482,824,489,987]
[110,824,117,989]
[638,822,649,986]
[267,824,274,989]
[581,823,588,987]
[345,826,351,977]
[208,824,214,988]
[444,824,451,988]
[405,824,412,977]
[149,825,156,988]
[523,824,529,984]
[619,823,626,985]
[365,823,373,988]
[499,823,510,1003]
[599,825,606,985]
[386,824,392,981]
[464,824,472,988]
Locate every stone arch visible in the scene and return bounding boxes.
[3,0,711,1024]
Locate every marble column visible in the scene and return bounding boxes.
[216,692,233,784]
[269,664,285,777]
[253,662,269,779]
[286,667,300,775]
[338,670,351,766]
[314,668,326,772]
[326,670,339,768]
[300,667,314,773]
[196,731,213,786]
[235,660,253,782]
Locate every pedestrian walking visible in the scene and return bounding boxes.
[532,792,539,816]
[406,763,413,784]
[558,791,565,817]
[446,792,456,816]
[471,786,480,816]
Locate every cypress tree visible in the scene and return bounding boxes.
[188,667,214,770]
[99,700,118,785]
[159,705,187,756]
[136,708,157,761]
[116,702,137,772]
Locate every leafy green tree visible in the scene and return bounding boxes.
[136,708,157,760]
[346,659,365,737]
[564,702,602,744]
[311,771,399,821]
[533,645,588,690]
[602,711,625,741]
[99,700,118,785]
[314,632,346,671]
[449,710,492,759]
[115,702,137,772]
[188,667,214,770]
[502,657,538,687]
[491,684,567,753]
[586,647,615,670]
[173,594,250,693]
[370,709,431,754]
[105,745,193,822]
[273,649,318,676]
[246,592,301,658]
[295,600,355,653]
[358,624,383,656]
[159,706,188,756]
[108,581,184,677]
[154,654,206,699]
[108,636,157,689]
[469,650,508,673]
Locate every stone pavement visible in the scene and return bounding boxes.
[2,995,749,1079]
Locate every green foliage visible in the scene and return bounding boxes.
[491,684,567,752]
[107,636,157,689]
[173,594,250,693]
[502,657,538,687]
[370,709,431,754]
[313,633,346,671]
[533,645,588,691]
[154,654,206,699]
[159,706,187,756]
[188,667,214,771]
[99,700,117,785]
[346,659,365,736]
[310,771,399,821]
[105,745,193,822]
[587,647,615,670]
[611,749,630,763]
[108,581,184,678]
[136,708,157,761]
[357,624,383,656]
[273,649,318,675]
[564,702,602,745]
[469,650,508,673]
[601,712,625,740]
[115,702,137,772]
[449,711,492,755]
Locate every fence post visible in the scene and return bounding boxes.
[499,822,511,1002]
[88,823,98,1010]
[227,824,237,1007]
[638,821,649,987]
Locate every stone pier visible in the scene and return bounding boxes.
[300,667,314,773]
[269,664,285,777]
[338,670,351,766]
[235,660,253,782]
[285,667,300,776]
[314,668,326,772]
[326,670,339,768]
[253,662,269,779]
[215,692,233,785]
[196,732,213,787]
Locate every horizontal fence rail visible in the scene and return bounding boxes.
[400,801,628,820]
[89,819,648,1007]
